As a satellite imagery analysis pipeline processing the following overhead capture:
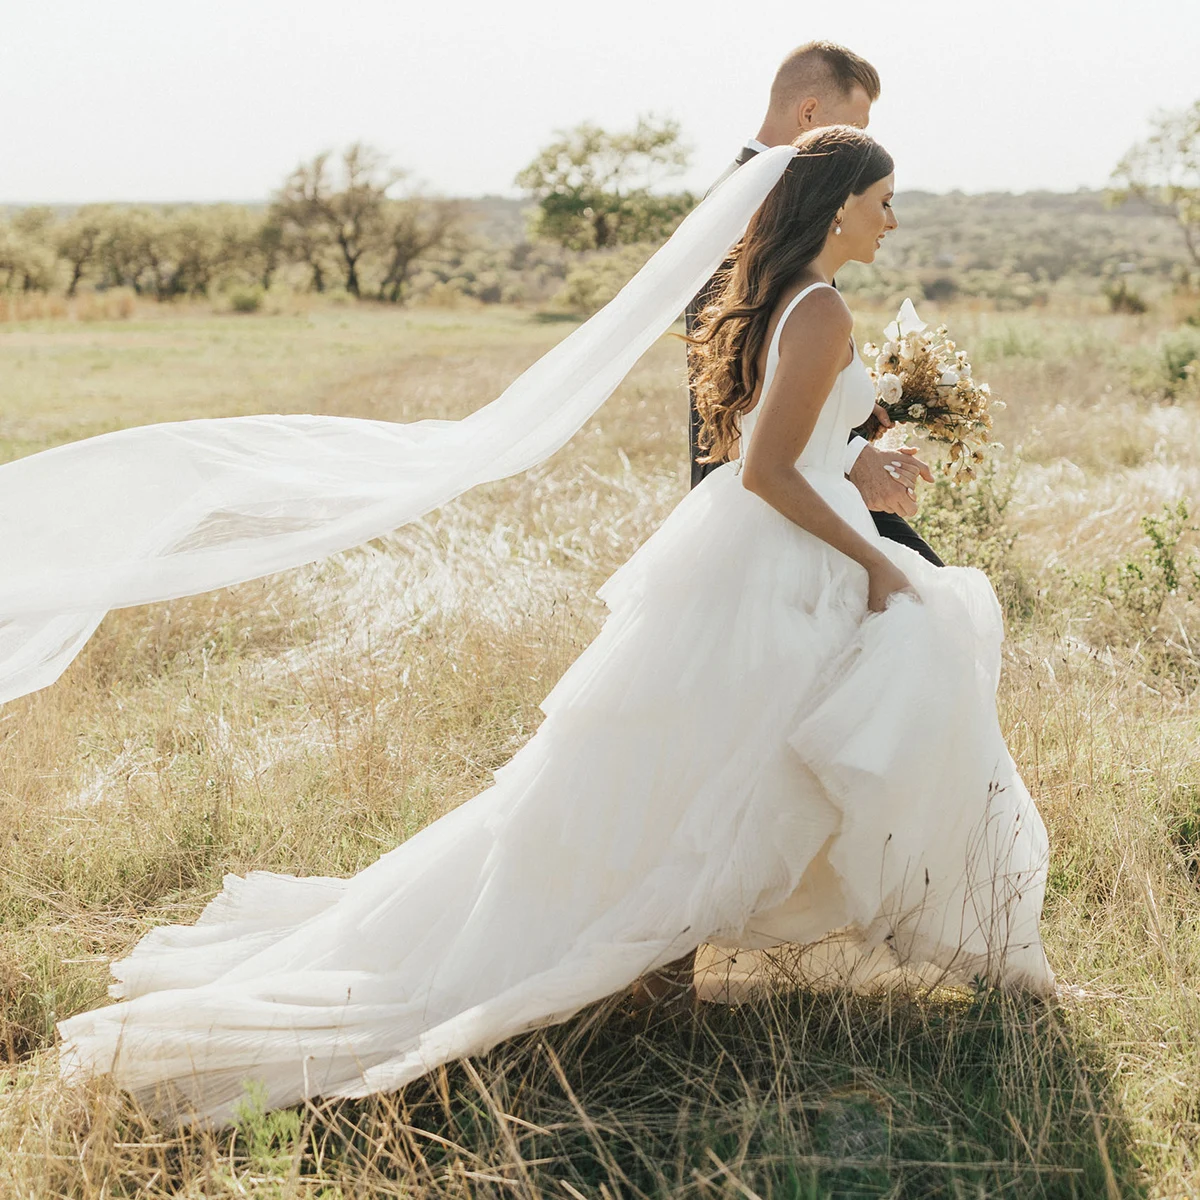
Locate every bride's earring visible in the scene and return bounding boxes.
[833,216,843,237]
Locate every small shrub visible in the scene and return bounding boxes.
[232,1082,304,1174]
[554,244,654,315]
[1166,784,1200,883]
[912,457,1033,619]
[1074,499,1200,686]
[1158,327,1200,394]
[1131,326,1200,399]
[921,275,959,302]
[1104,279,1148,314]
[422,281,464,309]
[229,286,263,314]
[1100,500,1198,624]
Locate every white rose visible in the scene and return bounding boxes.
[878,373,903,404]
[907,403,926,419]
[881,340,898,360]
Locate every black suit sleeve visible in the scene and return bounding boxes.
[869,511,944,567]
[686,273,730,491]
[687,152,757,492]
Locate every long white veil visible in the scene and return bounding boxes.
[0,146,797,706]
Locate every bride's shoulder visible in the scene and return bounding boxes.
[775,284,852,353]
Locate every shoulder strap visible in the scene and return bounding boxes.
[765,282,837,367]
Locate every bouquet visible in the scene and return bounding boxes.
[861,299,1004,481]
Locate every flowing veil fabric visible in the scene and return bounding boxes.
[0,146,797,706]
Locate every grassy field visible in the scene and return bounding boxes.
[1,296,1199,1197]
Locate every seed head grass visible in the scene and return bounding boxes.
[0,301,1197,1195]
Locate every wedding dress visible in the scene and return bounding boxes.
[57,280,1053,1124]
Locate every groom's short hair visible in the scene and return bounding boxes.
[771,41,881,107]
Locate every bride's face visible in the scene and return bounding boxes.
[838,174,897,264]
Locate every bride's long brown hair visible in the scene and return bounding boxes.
[688,126,894,463]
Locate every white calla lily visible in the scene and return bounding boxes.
[883,297,928,342]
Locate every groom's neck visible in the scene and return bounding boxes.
[753,116,800,148]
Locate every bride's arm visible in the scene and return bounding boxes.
[741,288,914,613]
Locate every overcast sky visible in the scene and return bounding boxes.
[2,0,1197,204]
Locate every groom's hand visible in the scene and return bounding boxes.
[847,445,934,518]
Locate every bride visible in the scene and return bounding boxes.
[48,125,1053,1123]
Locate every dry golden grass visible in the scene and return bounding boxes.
[0,298,1198,1196]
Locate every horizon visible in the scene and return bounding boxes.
[0,0,1196,206]
[0,183,1168,212]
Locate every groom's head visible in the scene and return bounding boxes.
[759,42,879,145]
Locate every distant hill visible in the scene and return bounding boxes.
[825,189,1192,304]
[458,196,530,244]
[459,189,1192,297]
[877,189,1188,278]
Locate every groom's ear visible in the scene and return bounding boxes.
[796,95,821,130]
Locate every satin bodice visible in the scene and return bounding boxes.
[739,283,876,475]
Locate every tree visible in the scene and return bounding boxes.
[95,207,158,294]
[253,217,284,291]
[515,116,694,251]
[56,206,109,297]
[376,196,459,303]
[270,152,338,293]
[0,208,57,292]
[1111,100,1200,269]
[157,208,225,297]
[319,144,397,297]
[271,144,455,299]
[271,144,395,297]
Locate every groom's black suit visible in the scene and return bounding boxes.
[686,144,943,568]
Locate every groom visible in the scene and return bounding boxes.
[687,40,943,568]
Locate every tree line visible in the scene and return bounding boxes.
[0,104,1195,310]
[0,143,460,303]
[0,117,694,306]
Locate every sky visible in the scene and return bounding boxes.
[1,0,1197,204]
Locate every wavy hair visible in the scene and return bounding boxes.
[688,125,893,463]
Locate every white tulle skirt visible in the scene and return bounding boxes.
[58,463,1053,1123]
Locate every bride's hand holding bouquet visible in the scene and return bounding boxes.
[861,299,1003,483]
